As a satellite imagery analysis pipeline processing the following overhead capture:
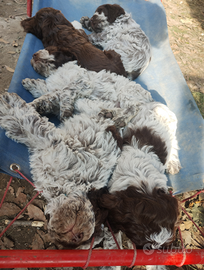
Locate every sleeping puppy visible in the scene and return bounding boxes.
[21,7,126,77]
[100,102,180,249]
[80,4,152,80]
[0,92,122,247]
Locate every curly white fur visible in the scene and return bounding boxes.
[22,60,180,175]
[81,7,151,80]
[0,92,121,246]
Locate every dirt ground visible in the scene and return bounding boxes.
[0,0,204,269]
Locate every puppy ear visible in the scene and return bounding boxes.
[106,125,123,150]
[87,188,110,234]
[46,46,78,68]
[105,4,125,24]
[104,50,126,77]
[104,49,119,60]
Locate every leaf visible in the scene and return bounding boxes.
[180,223,186,231]
[0,38,9,44]
[5,65,15,73]
[191,205,204,226]
[8,51,16,55]
[31,233,44,250]
[185,220,192,230]
[2,236,14,249]
[0,202,21,217]
[27,204,46,222]
[180,18,193,25]
[12,41,18,47]
[181,230,192,246]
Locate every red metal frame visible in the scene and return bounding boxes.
[1,249,204,268]
[27,0,32,17]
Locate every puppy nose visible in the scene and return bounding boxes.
[72,232,84,243]
[32,53,38,60]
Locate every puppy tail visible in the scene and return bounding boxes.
[0,93,58,150]
[128,56,152,80]
[127,68,142,80]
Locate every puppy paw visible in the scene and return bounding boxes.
[22,78,46,98]
[0,93,25,117]
[98,109,127,128]
[80,16,92,31]
[98,109,114,119]
[22,78,37,90]
[166,161,182,175]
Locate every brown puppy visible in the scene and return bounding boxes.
[21,7,126,77]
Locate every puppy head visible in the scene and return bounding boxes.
[100,186,179,248]
[21,7,73,39]
[90,4,125,32]
[47,192,95,247]
[30,46,76,77]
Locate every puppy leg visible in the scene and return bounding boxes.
[99,106,137,129]
[29,92,60,117]
[100,228,122,270]
[0,92,58,150]
[22,78,48,98]
[30,88,78,121]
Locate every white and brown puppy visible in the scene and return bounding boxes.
[0,92,122,247]
[100,101,180,249]
[80,4,152,80]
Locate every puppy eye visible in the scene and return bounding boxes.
[157,188,165,195]
[97,8,103,14]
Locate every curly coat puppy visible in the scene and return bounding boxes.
[21,7,126,77]
[0,92,122,247]
[22,59,181,249]
[22,60,153,127]
[100,102,180,249]
[80,4,152,80]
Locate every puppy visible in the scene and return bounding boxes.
[22,60,181,249]
[0,92,122,247]
[21,7,126,77]
[100,102,180,249]
[80,4,152,80]
[22,60,153,125]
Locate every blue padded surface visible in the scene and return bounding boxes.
[0,0,203,194]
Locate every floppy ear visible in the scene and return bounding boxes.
[45,46,78,68]
[106,125,123,150]
[104,4,125,23]
[104,50,126,77]
[87,187,111,234]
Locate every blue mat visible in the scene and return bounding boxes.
[0,0,203,195]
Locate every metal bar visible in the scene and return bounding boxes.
[0,249,204,268]
[27,0,32,17]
